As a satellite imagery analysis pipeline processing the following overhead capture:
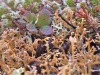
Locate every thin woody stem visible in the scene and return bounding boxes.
[58,13,76,29]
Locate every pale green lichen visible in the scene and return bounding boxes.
[12,67,24,75]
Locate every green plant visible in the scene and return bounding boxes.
[26,22,38,32]
[31,2,39,13]
[53,4,58,10]
[33,0,41,2]
[23,3,28,8]
[7,21,13,27]
[90,0,100,6]
[23,0,34,8]
[66,0,74,7]
[75,18,82,23]
[23,11,36,23]
[25,0,33,4]
[37,9,51,27]
[0,8,8,19]
[71,7,76,11]
[40,26,52,35]
[87,8,92,13]
[91,8,99,17]
[5,14,12,20]
[80,2,86,8]
[26,9,52,35]
[7,1,15,10]
[31,7,38,13]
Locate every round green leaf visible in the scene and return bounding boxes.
[26,22,37,32]
[40,26,52,35]
[37,9,51,27]
[24,11,36,23]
